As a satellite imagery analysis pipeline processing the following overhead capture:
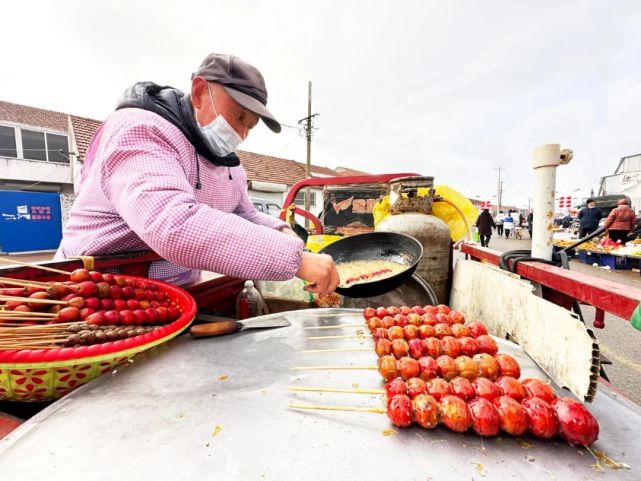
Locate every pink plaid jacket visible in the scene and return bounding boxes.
[56,108,304,285]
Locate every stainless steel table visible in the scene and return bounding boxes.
[0,309,638,481]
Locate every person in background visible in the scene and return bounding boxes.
[503,211,514,239]
[561,214,573,228]
[604,199,636,243]
[527,211,533,238]
[475,208,496,247]
[577,198,602,238]
[495,211,504,237]
[518,212,524,226]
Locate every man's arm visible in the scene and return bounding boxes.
[232,170,291,232]
[101,121,304,280]
[603,209,616,230]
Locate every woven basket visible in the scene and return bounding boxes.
[0,276,196,401]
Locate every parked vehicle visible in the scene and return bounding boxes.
[250,197,281,217]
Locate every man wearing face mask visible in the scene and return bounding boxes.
[56,53,340,296]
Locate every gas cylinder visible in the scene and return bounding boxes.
[375,176,451,303]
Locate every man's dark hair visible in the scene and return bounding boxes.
[586,198,595,204]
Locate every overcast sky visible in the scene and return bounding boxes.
[2,1,641,208]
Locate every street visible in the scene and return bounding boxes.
[484,233,641,406]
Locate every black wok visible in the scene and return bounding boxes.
[319,232,423,298]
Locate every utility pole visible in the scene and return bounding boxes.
[298,82,319,228]
[496,166,504,216]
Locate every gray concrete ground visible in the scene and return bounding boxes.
[6,242,641,405]
[484,233,641,406]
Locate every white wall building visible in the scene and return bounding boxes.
[599,153,641,210]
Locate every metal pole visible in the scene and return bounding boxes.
[532,144,572,260]
[496,167,502,216]
[304,81,312,225]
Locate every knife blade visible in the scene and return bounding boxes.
[189,314,291,338]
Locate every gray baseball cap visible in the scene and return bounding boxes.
[192,53,281,133]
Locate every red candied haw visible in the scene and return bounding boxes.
[62,293,76,302]
[423,305,438,315]
[435,355,459,381]
[473,353,500,381]
[387,394,413,428]
[522,397,559,439]
[67,297,86,309]
[403,325,418,340]
[135,280,147,290]
[368,317,382,331]
[27,291,50,310]
[103,310,121,325]
[385,378,407,398]
[145,308,159,324]
[495,354,521,379]
[426,377,451,401]
[150,301,161,308]
[133,310,149,326]
[493,396,529,436]
[420,313,438,326]
[156,307,170,323]
[495,376,528,402]
[393,314,408,327]
[450,324,471,338]
[476,335,498,355]
[372,328,388,341]
[13,304,32,312]
[387,325,404,341]
[391,338,409,358]
[46,284,70,299]
[458,337,480,357]
[375,338,393,357]
[89,271,103,282]
[435,312,450,325]
[102,273,115,284]
[551,397,599,446]
[522,379,557,404]
[398,356,420,381]
[381,316,395,329]
[167,306,180,320]
[440,336,460,358]
[449,377,476,402]
[49,304,62,314]
[472,377,501,401]
[121,286,135,299]
[375,307,387,318]
[407,313,422,326]
[466,321,488,337]
[101,298,115,310]
[423,337,442,358]
[109,285,122,299]
[159,301,169,308]
[144,290,155,301]
[154,291,166,301]
[406,377,427,399]
[79,308,95,320]
[418,356,438,381]
[57,306,80,322]
[418,324,436,339]
[363,307,376,319]
[408,338,426,359]
[70,268,92,283]
[412,394,439,429]
[120,310,136,326]
[138,300,152,310]
[439,395,473,433]
[113,299,128,311]
[114,276,127,288]
[448,310,465,324]
[436,304,451,314]
[386,306,399,316]
[74,281,97,298]
[378,355,399,382]
[455,355,479,381]
[411,305,425,315]
[126,299,140,311]
[124,278,137,288]
[399,306,411,316]
[85,312,106,326]
[433,323,451,338]
[469,397,501,437]
[85,297,101,310]
[95,282,111,298]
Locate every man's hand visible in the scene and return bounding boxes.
[296,252,340,297]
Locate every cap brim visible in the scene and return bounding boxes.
[223,86,281,133]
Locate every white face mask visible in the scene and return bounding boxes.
[199,85,243,156]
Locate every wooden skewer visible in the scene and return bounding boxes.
[303,324,366,330]
[305,334,369,340]
[0,277,53,288]
[300,347,371,353]
[0,321,75,329]
[0,344,63,350]
[288,386,385,395]
[0,257,71,275]
[301,312,362,318]
[290,365,377,371]
[0,311,57,317]
[0,296,68,305]
[288,403,385,414]
[0,318,58,323]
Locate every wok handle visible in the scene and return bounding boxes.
[190,320,242,338]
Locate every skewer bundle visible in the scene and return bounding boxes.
[0,265,183,350]
[290,303,601,447]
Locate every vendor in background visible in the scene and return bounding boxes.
[577,198,602,238]
[503,211,514,239]
[526,211,533,239]
[475,208,496,247]
[604,199,636,244]
[56,53,340,296]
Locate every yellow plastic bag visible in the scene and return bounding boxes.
[372,185,477,241]
[372,195,391,227]
[432,185,478,242]
[305,234,342,253]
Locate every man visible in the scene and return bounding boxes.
[604,198,636,244]
[526,211,533,239]
[56,53,339,296]
[495,211,504,237]
[577,198,602,238]
[475,208,495,247]
[503,211,514,239]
